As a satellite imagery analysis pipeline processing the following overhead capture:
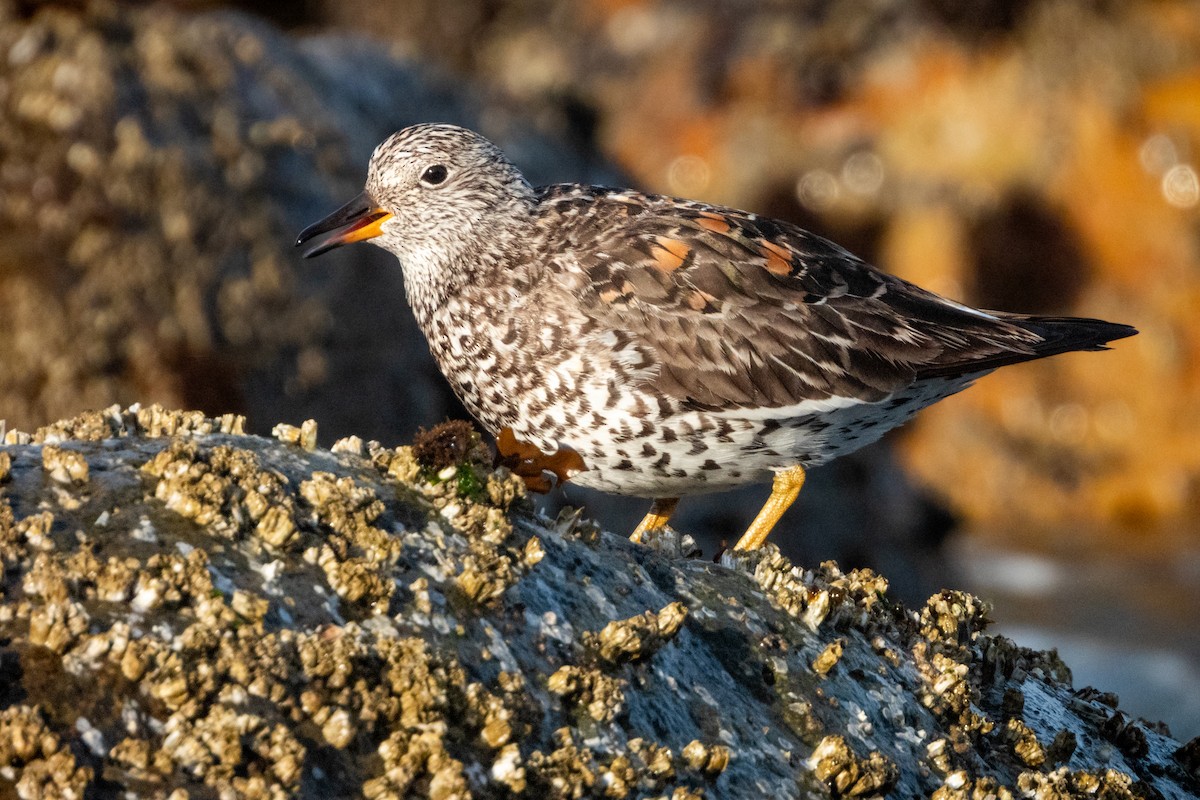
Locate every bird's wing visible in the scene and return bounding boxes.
[547,187,1049,413]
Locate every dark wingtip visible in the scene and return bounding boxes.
[1024,316,1138,356]
[1104,322,1139,343]
[915,315,1138,380]
[1070,319,1138,347]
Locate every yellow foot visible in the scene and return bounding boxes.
[733,465,807,551]
[629,497,680,543]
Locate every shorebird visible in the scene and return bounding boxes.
[298,124,1135,551]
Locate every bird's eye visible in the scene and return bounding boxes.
[420,164,449,186]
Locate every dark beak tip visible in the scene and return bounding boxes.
[295,220,327,249]
[296,189,378,259]
[295,231,325,258]
[300,240,334,259]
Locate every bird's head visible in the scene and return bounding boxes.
[297,124,535,298]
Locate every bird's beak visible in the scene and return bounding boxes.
[296,190,393,258]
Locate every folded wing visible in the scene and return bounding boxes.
[551,188,1135,413]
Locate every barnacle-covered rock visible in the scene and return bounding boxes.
[0,705,93,798]
[1015,767,1140,799]
[548,664,627,723]
[582,601,689,666]
[920,590,992,658]
[1004,717,1046,768]
[932,773,1013,800]
[681,739,731,776]
[812,639,845,676]
[807,734,898,798]
[0,406,1195,799]
[40,444,89,486]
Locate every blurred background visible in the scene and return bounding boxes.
[0,0,1196,737]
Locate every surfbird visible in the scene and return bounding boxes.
[297,124,1136,551]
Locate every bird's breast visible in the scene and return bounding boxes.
[419,290,615,445]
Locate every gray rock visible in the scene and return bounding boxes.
[0,406,1195,799]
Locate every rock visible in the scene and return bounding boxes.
[0,405,1196,799]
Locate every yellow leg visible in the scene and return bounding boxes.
[733,465,807,551]
[629,497,680,543]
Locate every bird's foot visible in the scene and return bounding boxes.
[495,427,587,493]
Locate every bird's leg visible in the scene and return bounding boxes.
[629,497,680,543]
[734,465,807,551]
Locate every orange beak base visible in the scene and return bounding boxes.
[296,191,393,258]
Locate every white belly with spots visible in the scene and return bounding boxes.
[563,373,984,497]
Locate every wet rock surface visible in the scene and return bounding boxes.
[0,406,1196,799]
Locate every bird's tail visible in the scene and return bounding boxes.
[912,309,1137,381]
[1008,314,1138,358]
